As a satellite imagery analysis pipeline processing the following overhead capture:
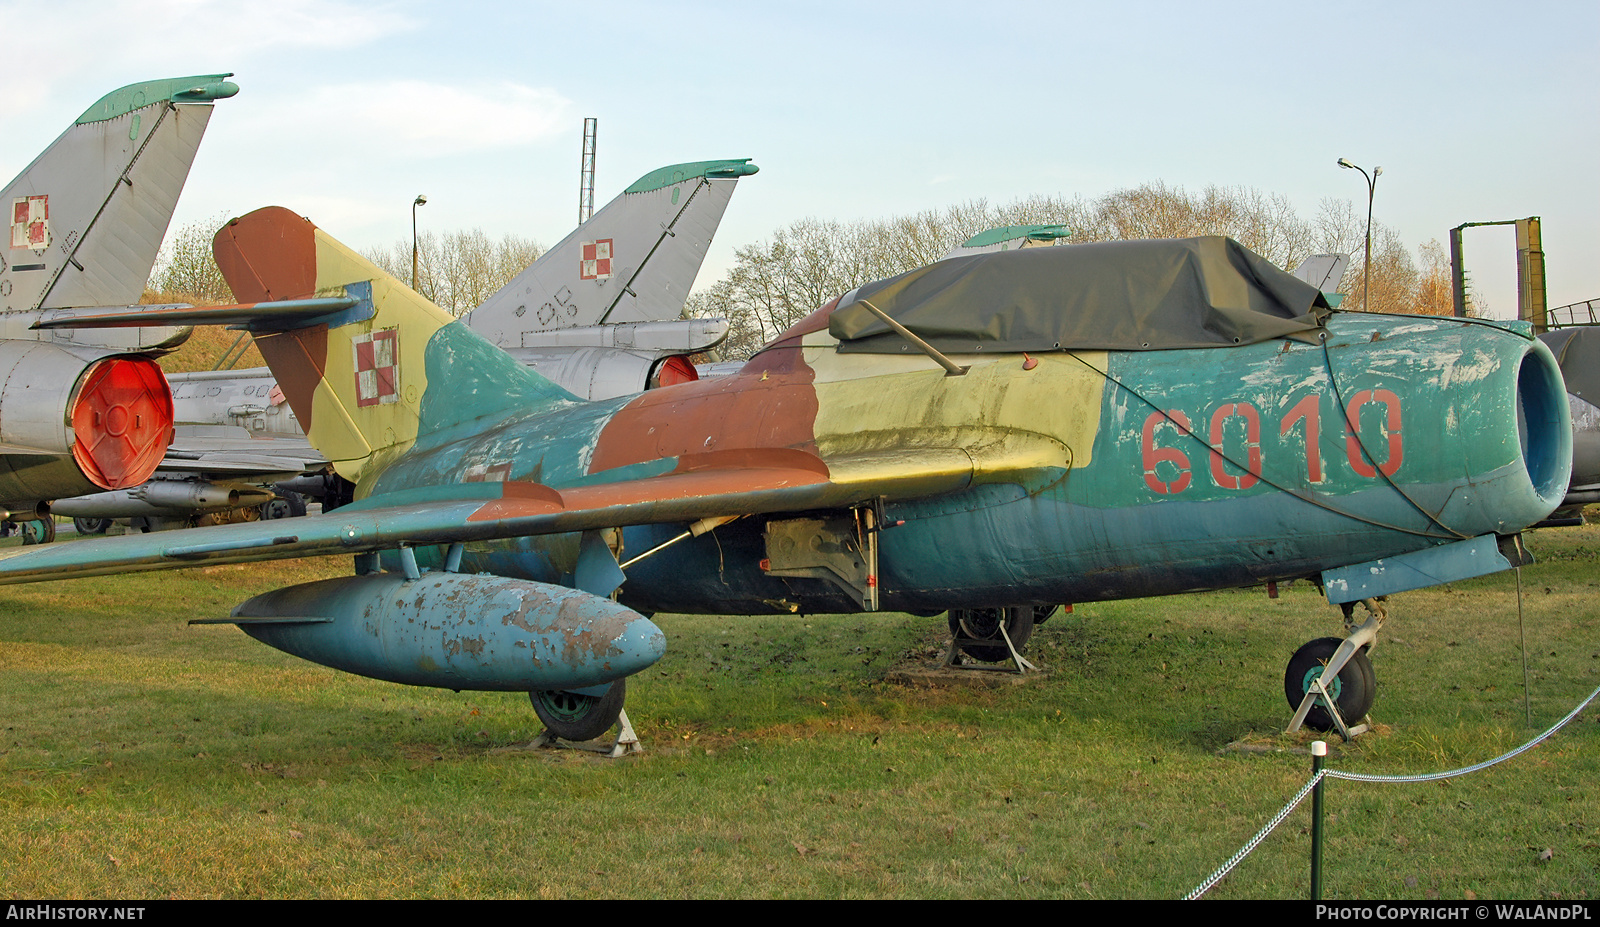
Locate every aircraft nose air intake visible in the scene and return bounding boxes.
[1516,339,1572,512]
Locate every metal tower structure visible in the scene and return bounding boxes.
[1450,217,1547,331]
[578,118,597,226]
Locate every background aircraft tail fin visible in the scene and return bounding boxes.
[461,159,757,346]
[939,224,1071,261]
[2,75,238,319]
[212,207,577,485]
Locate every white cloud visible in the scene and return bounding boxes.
[0,0,419,117]
[244,80,573,159]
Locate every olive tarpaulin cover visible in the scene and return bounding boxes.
[829,236,1333,354]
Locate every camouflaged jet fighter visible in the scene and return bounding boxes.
[4,206,1572,741]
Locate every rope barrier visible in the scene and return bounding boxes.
[1185,683,1600,899]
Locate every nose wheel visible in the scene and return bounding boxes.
[1284,637,1375,734]
[1285,598,1384,739]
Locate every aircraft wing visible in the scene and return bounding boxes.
[165,426,323,469]
[0,444,1013,584]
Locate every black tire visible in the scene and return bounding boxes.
[530,679,626,741]
[72,517,111,536]
[947,606,1035,663]
[1284,637,1375,731]
[20,518,56,546]
[260,489,307,520]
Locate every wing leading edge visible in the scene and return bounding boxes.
[0,438,1051,584]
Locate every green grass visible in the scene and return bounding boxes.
[1,530,1596,899]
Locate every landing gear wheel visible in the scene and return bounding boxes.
[530,680,626,741]
[1284,637,1375,732]
[20,518,55,545]
[260,489,307,520]
[72,517,111,536]
[948,606,1034,663]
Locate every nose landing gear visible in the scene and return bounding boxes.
[1285,598,1384,739]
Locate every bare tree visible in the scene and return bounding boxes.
[147,213,234,304]
[1311,198,1420,313]
[365,229,543,316]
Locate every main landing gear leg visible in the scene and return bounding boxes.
[531,709,642,759]
[530,681,644,758]
[1285,597,1385,740]
[944,606,1043,674]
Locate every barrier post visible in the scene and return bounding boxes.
[1311,740,1327,900]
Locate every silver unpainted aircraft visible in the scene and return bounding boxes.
[1534,326,1600,525]
[0,74,239,542]
[57,158,759,531]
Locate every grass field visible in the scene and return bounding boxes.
[1,523,1596,899]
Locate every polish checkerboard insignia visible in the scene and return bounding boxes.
[580,239,613,280]
[11,196,49,250]
[352,329,400,407]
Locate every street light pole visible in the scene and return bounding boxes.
[411,194,428,291]
[1337,159,1381,311]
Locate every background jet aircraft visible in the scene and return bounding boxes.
[1534,326,1600,524]
[461,158,756,399]
[8,209,1569,743]
[52,158,759,533]
[0,75,238,540]
[939,224,1071,260]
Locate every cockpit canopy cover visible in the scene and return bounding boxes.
[830,236,1333,354]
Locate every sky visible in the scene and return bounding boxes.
[2,0,1596,317]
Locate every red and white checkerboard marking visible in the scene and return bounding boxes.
[580,239,613,280]
[11,195,48,249]
[352,329,400,407]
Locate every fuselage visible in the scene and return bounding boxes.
[372,309,1570,616]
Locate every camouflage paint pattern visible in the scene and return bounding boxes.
[197,209,1571,618]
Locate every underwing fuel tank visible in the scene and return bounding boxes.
[230,572,665,691]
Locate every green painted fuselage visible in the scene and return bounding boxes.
[374,312,1569,615]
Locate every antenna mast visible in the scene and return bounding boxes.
[578,117,597,225]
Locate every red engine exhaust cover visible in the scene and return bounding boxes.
[652,354,699,388]
[70,358,174,490]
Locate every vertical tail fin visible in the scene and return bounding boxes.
[3,75,238,320]
[461,159,757,345]
[213,207,575,485]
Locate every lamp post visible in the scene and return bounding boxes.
[411,194,428,291]
[1337,159,1381,311]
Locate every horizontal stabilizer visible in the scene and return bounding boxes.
[32,297,363,333]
